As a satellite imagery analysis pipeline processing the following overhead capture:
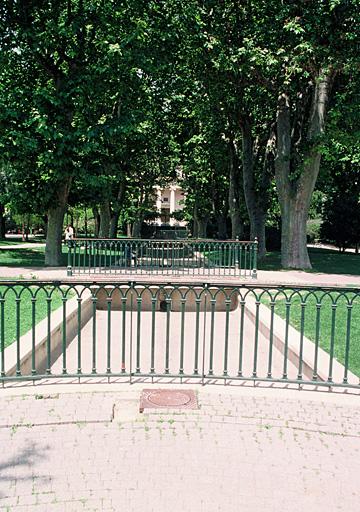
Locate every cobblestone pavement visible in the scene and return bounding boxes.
[1,265,360,287]
[0,385,359,512]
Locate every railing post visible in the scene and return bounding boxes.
[67,241,73,276]
[252,238,258,279]
[235,237,240,273]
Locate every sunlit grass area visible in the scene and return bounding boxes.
[0,285,73,348]
[262,291,360,377]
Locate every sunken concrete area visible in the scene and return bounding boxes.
[50,307,301,381]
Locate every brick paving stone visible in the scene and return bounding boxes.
[0,388,359,511]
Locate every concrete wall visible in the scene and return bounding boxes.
[5,294,93,377]
[95,286,239,312]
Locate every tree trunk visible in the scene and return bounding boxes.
[109,212,120,239]
[217,214,227,240]
[228,140,243,239]
[92,207,100,237]
[193,203,207,238]
[0,204,6,239]
[132,217,143,238]
[84,208,88,238]
[99,201,111,238]
[275,68,334,269]
[279,196,311,268]
[45,180,71,266]
[109,179,126,238]
[127,223,132,237]
[241,117,268,259]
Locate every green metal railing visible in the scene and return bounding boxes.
[66,238,258,278]
[1,281,360,390]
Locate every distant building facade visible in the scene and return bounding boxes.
[154,184,186,226]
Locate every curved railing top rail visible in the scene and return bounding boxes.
[1,280,360,293]
[71,237,258,243]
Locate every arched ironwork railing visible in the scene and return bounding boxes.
[1,280,359,390]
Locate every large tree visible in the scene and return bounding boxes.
[272,1,359,268]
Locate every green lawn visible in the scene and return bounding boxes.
[0,247,49,267]
[259,247,360,275]
[262,292,360,377]
[0,285,73,349]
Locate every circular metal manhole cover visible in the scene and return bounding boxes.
[147,390,192,407]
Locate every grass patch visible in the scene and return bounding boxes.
[0,285,73,349]
[262,291,360,377]
[259,247,360,275]
[0,246,68,268]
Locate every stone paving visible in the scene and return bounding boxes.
[1,265,360,288]
[0,385,359,512]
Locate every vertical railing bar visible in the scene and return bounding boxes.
[201,289,208,385]
[208,299,216,375]
[282,301,291,379]
[121,295,127,373]
[106,296,112,374]
[193,297,201,375]
[15,296,21,376]
[136,296,142,373]
[251,299,260,378]
[0,297,5,378]
[62,293,67,374]
[129,288,133,383]
[313,302,321,381]
[31,296,36,375]
[238,299,245,377]
[223,296,231,377]
[297,300,306,380]
[179,298,186,375]
[77,296,82,374]
[343,303,352,384]
[328,302,337,382]
[150,295,156,374]
[91,291,97,374]
[165,293,171,374]
[46,296,52,374]
[267,300,275,378]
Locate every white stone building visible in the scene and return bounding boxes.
[154,184,186,226]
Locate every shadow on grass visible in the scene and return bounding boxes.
[259,247,360,275]
[0,248,67,268]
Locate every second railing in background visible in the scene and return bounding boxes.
[67,238,258,278]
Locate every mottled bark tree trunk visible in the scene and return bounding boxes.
[45,179,71,266]
[92,207,100,238]
[228,140,243,239]
[275,69,334,269]
[0,204,6,239]
[109,179,126,238]
[99,201,111,238]
[241,117,270,260]
[132,217,143,238]
[193,203,207,238]
[217,214,227,240]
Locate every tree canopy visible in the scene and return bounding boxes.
[0,0,359,267]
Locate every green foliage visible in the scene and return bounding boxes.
[0,0,359,257]
[307,218,322,244]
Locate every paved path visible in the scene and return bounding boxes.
[1,265,360,287]
[0,243,45,251]
[0,385,359,512]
